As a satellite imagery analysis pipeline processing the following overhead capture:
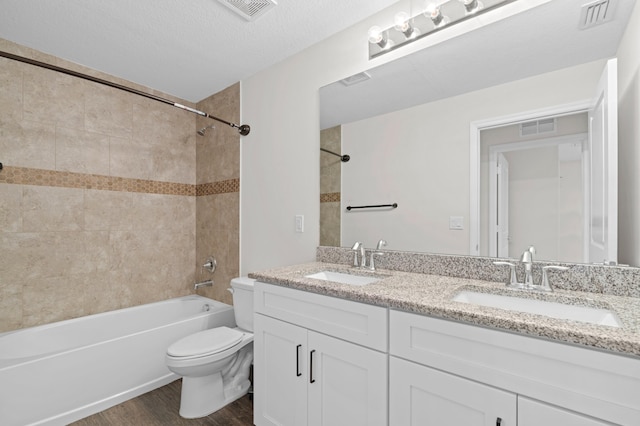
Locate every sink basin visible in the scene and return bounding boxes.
[305,271,381,286]
[453,291,621,327]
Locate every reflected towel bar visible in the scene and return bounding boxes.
[346,203,398,211]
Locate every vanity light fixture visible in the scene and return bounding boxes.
[368,0,514,59]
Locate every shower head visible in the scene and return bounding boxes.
[197,125,215,136]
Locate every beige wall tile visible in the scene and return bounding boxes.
[23,66,85,129]
[84,189,134,231]
[0,118,56,170]
[85,83,133,138]
[0,277,22,332]
[0,56,24,122]
[22,274,87,327]
[55,126,110,175]
[23,186,84,232]
[0,183,22,232]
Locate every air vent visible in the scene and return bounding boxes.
[520,118,556,137]
[579,0,615,29]
[340,72,372,87]
[217,0,277,21]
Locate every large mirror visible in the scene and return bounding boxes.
[319,0,637,266]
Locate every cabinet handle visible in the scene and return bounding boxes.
[309,349,316,384]
[296,344,302,377]
[496,418,502,426]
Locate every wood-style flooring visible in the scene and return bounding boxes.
[71,379,253,426]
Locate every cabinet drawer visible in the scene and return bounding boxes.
[389,309,640,426]
[255,282,387,351]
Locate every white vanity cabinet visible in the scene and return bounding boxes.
[390,310,640,426]
[390,356,516,425]
[253,282,388,426]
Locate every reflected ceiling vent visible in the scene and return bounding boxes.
[217,0,277,21]
[579,0,615,29]
[520,118,556,137]
[340,72,372,87]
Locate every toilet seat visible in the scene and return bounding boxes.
[168,327,243,358]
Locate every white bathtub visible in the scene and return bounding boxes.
[0,295,236,426]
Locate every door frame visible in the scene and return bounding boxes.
[469,100,592,256]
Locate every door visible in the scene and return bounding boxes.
[588,58,618,264]
[518,397,615,426]
[308,331,387,426]
[254,314,308,426]
[389,356,516,426]
[492,152,510,257]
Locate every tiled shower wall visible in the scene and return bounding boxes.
[320,125,341,247]
[0,39,240,332]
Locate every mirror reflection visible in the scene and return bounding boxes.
[319,0,635,266]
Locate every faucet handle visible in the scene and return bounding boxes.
[351,242,363,267]
[539,265,569,292]
[493,261,521,288]
[376,239,387,250]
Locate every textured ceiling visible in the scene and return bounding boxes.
[0,0,398,102]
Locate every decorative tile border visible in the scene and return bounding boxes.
[0,166,239,197]
[196,178,240,196]
[320,192,340,203]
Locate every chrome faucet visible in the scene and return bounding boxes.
[520,246,536,288]
[194,280,213,290]
[368,239,387,271]
[351,241,366,268]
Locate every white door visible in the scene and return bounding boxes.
[489,151,510,258]
[497,152,510,257]
[307,331,387,426]
[518,397,615,426]
[389,356,516,426]
[588,58,618,264]
[254,314,308,426]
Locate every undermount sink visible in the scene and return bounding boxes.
[305,271,381,286]
[453,291,622,327]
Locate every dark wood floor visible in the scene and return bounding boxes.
[72,379,253,425]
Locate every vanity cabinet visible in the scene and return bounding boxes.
[390,309,639,426]
[253,282,388,426]
[390,356,516,425]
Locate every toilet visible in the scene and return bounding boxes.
[165,277,255,419]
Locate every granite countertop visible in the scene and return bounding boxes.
[249,261,640,358]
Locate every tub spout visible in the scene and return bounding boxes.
[194,280,213,290]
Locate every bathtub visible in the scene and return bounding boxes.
[0,295,236,426]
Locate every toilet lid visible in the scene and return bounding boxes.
[167,327,243,357]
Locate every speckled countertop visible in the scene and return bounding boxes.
[249,262,640,358]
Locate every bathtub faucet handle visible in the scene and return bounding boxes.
[202,256,217,273]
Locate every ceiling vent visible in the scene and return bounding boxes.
[217,0,277,21]
[340,72,372,87]
[579,0,615,29]
[520,118,556,137]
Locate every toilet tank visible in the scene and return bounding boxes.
[230,277,255,332]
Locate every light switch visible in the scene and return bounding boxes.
[449,216,464,230]
[295,215,304,233]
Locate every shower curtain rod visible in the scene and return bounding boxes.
[0,50,251,136]
[320,147,350,162]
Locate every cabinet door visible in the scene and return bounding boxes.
[518,397,615,426]
[254,314,308,426]
[308,331,387,426]
[390,357,516,426]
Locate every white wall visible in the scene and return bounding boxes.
[617,0,640,267]
[340,62,603,255]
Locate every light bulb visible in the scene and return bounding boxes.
[424,3,450,27]
[459,0,484,14]
[367,26,392,49]
[394,11,418,39]
[368,26,383,44]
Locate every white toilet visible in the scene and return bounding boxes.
[165,277,255,419]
